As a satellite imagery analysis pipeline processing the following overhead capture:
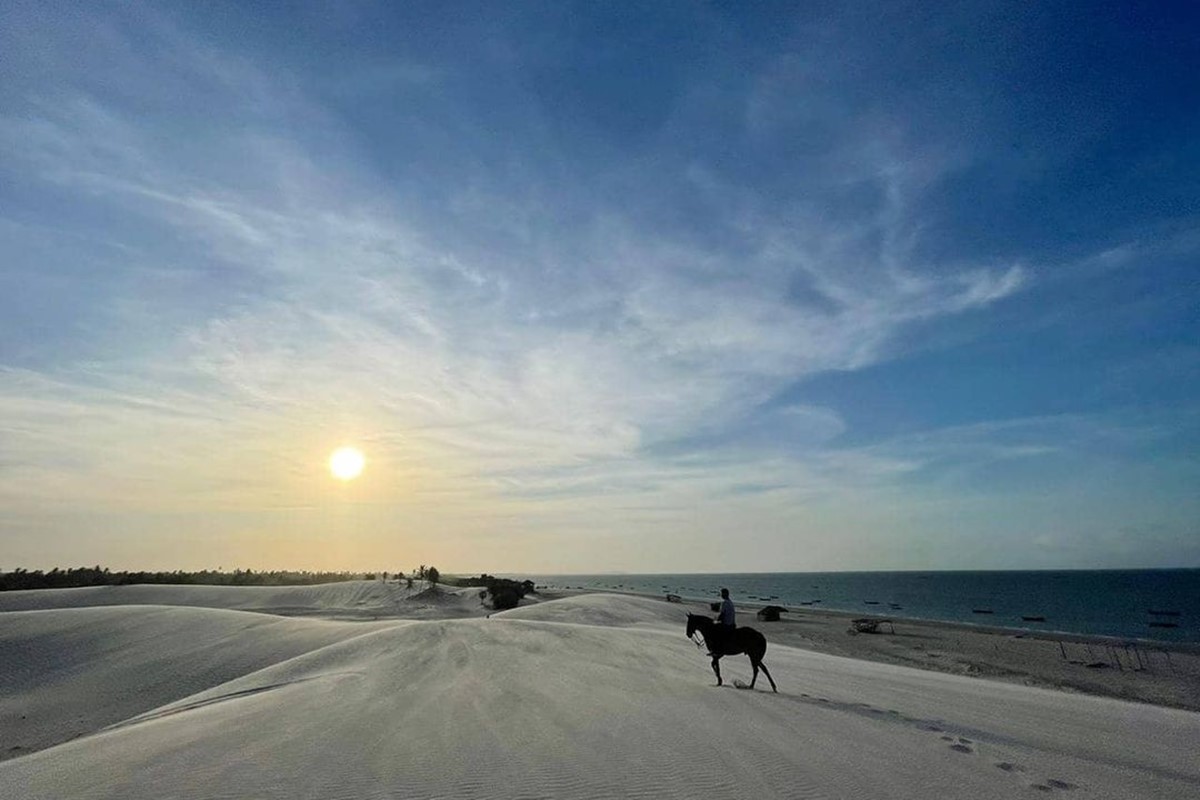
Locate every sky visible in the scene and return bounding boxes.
[1,1,1198,574]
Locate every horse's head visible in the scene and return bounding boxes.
[685,612,699,640]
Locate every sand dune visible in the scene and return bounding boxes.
[1,590,1197,799]
[495,589,688,630]
[0,604,398,760]
[0,580,490,619]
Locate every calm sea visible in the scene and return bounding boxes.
[529,570,1200,643]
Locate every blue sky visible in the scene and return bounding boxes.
[1,1,1197,573]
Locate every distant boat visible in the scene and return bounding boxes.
[972,609,994,614]
[864,600,880,605]
[1022,615,1046,622]
[1148,610,1181,617]
[1148,622,1179,629]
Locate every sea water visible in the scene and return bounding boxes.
[530,569,1200,642]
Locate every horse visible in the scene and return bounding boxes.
[686,612,777,692]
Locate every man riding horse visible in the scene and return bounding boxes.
[710,588,736,655]
[685,589,777,692]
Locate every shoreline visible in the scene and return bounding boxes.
[559,583,1200,649]
[551,586,1200,712]
[530,569,1199,644]
[602,580,1200,646]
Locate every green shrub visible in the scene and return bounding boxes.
[491,587,521,610]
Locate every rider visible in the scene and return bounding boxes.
[709,588,735,655]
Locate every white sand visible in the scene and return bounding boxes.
[0,580,490,619]
[1,585,1197,799]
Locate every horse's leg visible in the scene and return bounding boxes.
[758,661,777,693]
[711,656,723,686]
[750,657,759,689]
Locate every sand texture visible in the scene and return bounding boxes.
[1,583,1198,799]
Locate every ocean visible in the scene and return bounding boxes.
[529,569,1200,643]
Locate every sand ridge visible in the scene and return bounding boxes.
[0,580,495,620]
[1,586,1198,799]
[0,604,402,760]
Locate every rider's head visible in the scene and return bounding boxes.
[720,588,729,599]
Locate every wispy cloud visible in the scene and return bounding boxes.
[1,4,1194,570]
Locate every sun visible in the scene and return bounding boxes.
[329,446,365,481]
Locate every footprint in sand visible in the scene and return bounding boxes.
[1030,777,1078,792]
[921,724,944,733]
[945,735,975,754]
[995,762,1026,773]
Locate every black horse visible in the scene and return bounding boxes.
[685,612,777,692]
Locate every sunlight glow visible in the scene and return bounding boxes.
[329,446,365,481]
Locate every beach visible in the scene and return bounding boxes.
[1,581,1198,798]
[714,599,1200,712]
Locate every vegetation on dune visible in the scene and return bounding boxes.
[451,573,537,610]
[0,565,539,600]
[0,566,372,591]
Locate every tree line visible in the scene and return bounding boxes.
[0,566,371,592]
[0,566,537,606]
